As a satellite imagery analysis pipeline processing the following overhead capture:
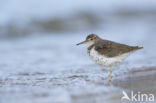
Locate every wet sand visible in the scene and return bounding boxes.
[0,67,156,103]
[71,67,156,103]
[114,67,156,94]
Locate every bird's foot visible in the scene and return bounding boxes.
[108,77,112,86]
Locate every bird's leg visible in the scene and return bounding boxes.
[108,67,113,85]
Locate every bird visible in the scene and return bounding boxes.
[77,34,143,85]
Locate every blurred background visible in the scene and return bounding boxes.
[0,0,156,103]
[0,0,156,38]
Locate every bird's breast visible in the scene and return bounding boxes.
[88,47,130,67]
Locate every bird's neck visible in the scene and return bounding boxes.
[88,44,95,51]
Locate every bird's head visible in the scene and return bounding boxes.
[77,34,100,46]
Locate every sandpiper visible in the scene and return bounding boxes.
[77,34,143,84]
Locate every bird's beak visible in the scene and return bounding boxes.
[76,40,88,45]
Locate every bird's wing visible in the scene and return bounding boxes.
[94,40,141,57]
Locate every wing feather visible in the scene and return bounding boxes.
[94,40,142,57]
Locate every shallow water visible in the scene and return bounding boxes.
[0,33,156,103]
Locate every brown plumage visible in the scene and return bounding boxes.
[86,34,143,57]
[93,40,143,57]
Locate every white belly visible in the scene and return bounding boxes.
[89,47,130,67]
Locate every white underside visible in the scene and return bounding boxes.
[89,47,131,67]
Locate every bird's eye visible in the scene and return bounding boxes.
[90,38,93,40]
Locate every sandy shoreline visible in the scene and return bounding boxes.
[0,66,156,103]
[71,67,156,103]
